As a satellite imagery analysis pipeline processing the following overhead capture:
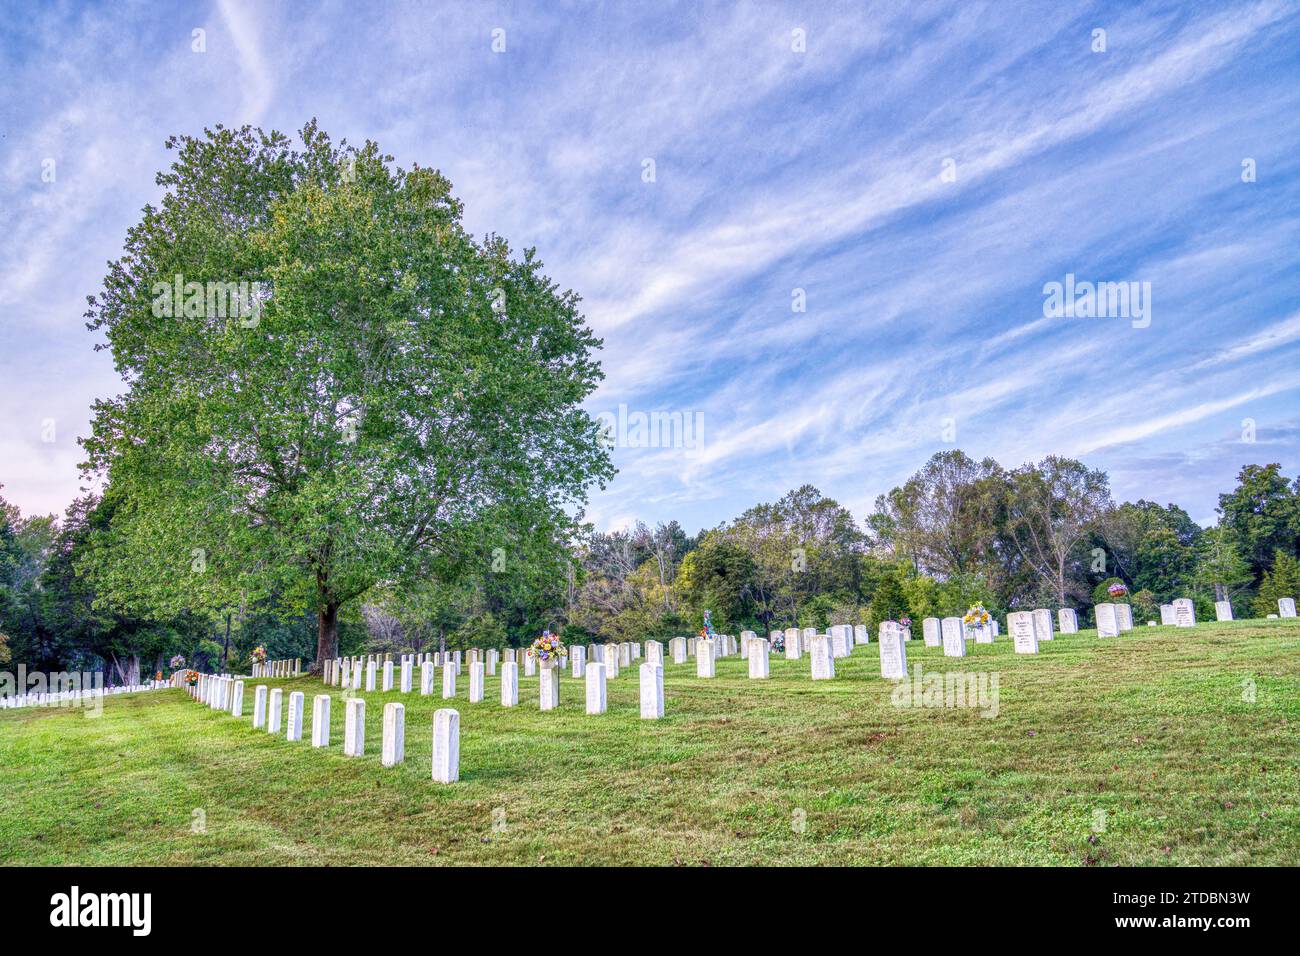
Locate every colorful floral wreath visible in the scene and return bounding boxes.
[250,645,268,665]
[962,603,991,631]
[529,630,565,663]
[184,670,199,686]
[1107,582,1128,598]
[699,610,718,641]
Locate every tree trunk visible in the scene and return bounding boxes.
[220,612,232,670]
[315,602,339,674]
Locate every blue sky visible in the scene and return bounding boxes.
[2,0,1298,533]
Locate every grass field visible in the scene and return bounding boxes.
[2,621,1298,866]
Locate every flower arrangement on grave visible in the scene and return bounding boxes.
[169,654,186,669]
[529,631,565,666]
[770,631,785,653]
[962,604,991,633]
[184,670,199,686]
[155,670,163,682]
[698,610,718,641]
[898,616,912,630]
[250,645,268,665]
[1107,582,1128,600]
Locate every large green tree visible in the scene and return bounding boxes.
[1005,456,1111,607]
[80,123,612,668]
[1216,464,1299,582]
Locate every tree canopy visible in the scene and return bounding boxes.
[78,122,613,667]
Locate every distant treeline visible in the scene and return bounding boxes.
[1,454,1297,676]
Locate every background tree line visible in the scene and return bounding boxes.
[4,454,1297,676]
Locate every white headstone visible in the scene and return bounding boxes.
[468,662,484,703]
[344,697,365,756]
[432,708,459,784]
[1159,603,1175,625]
[382,660,394,692]
[619,643,632,667]
[312,694,331,747]
[784,628,801,659]
[442,663,456,698]
[830,625,850,658]
[572,644,587,678]
[748,638,770,678]
[1033,608,1054,641]
[420,660,434,695]
[1095,603,1120,637]
[801,627,817,653]
[645,640,663,666]
[854,624,869,645]
[1172,598,1196,628]
[230,680,245,717]
[400,659,413,693]
[696,639,716,678]
[810,634,835,680]
[923,617,941,647]
[1008,611,1039,654]
[365,661,377,692]
[1214,600,1233,621]
[1116,603,1133,631]
[267,687,283,734]
[539,664,559,711]
[524,652,535,677]
[1058,608,1078,633]
[670,637,687,664]
[286,691,305,741]
[1280,597,1297,618]
[382,702,405,766]
[585,662,607,714]
[501,660,519,706]
[252,685,268,729]
[487,649,498,676]
[941,616,966,657]
[604,644,619,679]
[640,662,664,719]
[878,621,907,679]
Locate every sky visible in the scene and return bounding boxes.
[2,0,1298,535]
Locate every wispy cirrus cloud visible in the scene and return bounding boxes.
[1,0,1297,536]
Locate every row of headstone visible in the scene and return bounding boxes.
[309,593,1300,696]
[0,679,171,709]
[251,659,300,678]
[321,651,668,721]
[188,672,464,784]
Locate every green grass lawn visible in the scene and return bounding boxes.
[2,620,1297,866]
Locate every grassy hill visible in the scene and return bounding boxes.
[1,620,1297,865]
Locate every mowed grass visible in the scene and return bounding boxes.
[1,621,1298,866]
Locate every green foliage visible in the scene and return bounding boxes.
[79,122,613,665]
[1217,464,1300,582]
[1092,577,1130,605]
[1131,589,1158,624]
[1254,550,1300,617]
[865,565,910,629]
[1193,525,1253,604]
